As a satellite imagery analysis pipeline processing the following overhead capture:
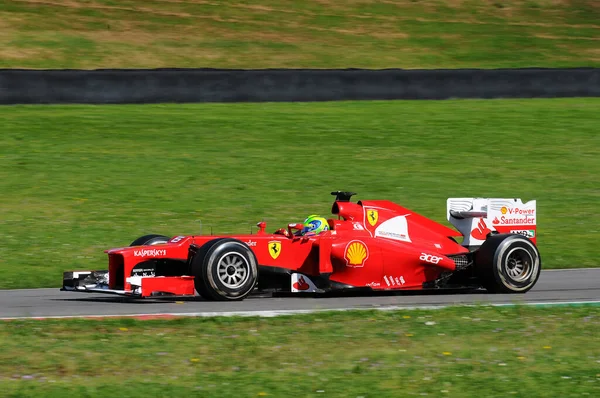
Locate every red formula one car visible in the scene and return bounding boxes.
[62,192,541,300]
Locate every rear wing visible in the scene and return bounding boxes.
[447,198,537,247]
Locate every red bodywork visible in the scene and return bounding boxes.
[102,198,469,297]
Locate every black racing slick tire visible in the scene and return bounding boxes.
[474,234,541,293]
[191,238,258,301]
[129,234,170,246]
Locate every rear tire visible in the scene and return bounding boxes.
[191,238,258,301]
[130,234,170,246]
[475,234,541,293]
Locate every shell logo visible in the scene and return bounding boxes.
[344,240,369,268]
[501,206,508,215]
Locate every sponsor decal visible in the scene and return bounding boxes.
[291,273,318,293]
[367,209,379,226]
[245,240,257,247]
[353,223,365,231]
[374,216,411,243]
[506,208,535,216]
[383,275,405,287]
[493,215,535,225]
[268,241,281,259]
[292,276,310,291]
[470,218,492,240]
[378,230,409,240]
[133,249,167,257]
[366,281,381,287]
[510,229,536,238]
[131,268,155,277]
[344,240,369,268]
[420,253,443,265]
[492,205,536,227]
[170,236,185,243]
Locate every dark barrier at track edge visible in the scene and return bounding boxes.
[0,68,598,104]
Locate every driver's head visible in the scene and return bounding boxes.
[301,215,329,236]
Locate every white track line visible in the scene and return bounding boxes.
[542,268,600,272]
[2,300,599,320]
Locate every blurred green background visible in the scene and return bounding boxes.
[1,99,598,288]
[1,0,598,69]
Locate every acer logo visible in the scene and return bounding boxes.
[420,253,443,265]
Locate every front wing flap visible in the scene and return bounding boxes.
[61,270,195,297]
[61,270,131,295]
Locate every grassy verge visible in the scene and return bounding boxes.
[0,98,599,289]
[1,306,599,397]
[1,0,599,69]
[0,99,600,288]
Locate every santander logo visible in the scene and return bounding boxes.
[470,218,492,240]
[292,276,310,291]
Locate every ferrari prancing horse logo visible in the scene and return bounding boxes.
[268,241,281,259]
[367,209,378,226]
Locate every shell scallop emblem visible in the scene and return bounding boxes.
[344,240,369,268]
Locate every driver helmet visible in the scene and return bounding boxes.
[301,215,329,236]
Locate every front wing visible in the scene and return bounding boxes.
[61,271,195,297]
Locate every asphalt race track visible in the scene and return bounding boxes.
[1,269,598,319]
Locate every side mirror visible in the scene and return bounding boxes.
[288,223,304,236]
[256,221,266,234]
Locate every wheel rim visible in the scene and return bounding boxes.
[217,252,250,289]
[504,247,534,283]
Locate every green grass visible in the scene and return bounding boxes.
[0,98,598,289]
[0,0,599,69]
[1,306,599,397]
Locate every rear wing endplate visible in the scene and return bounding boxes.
[447,198,537,247]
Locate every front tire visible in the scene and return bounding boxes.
[129,234,170,246]
[475,234,541,293]
[191,238,258,301]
